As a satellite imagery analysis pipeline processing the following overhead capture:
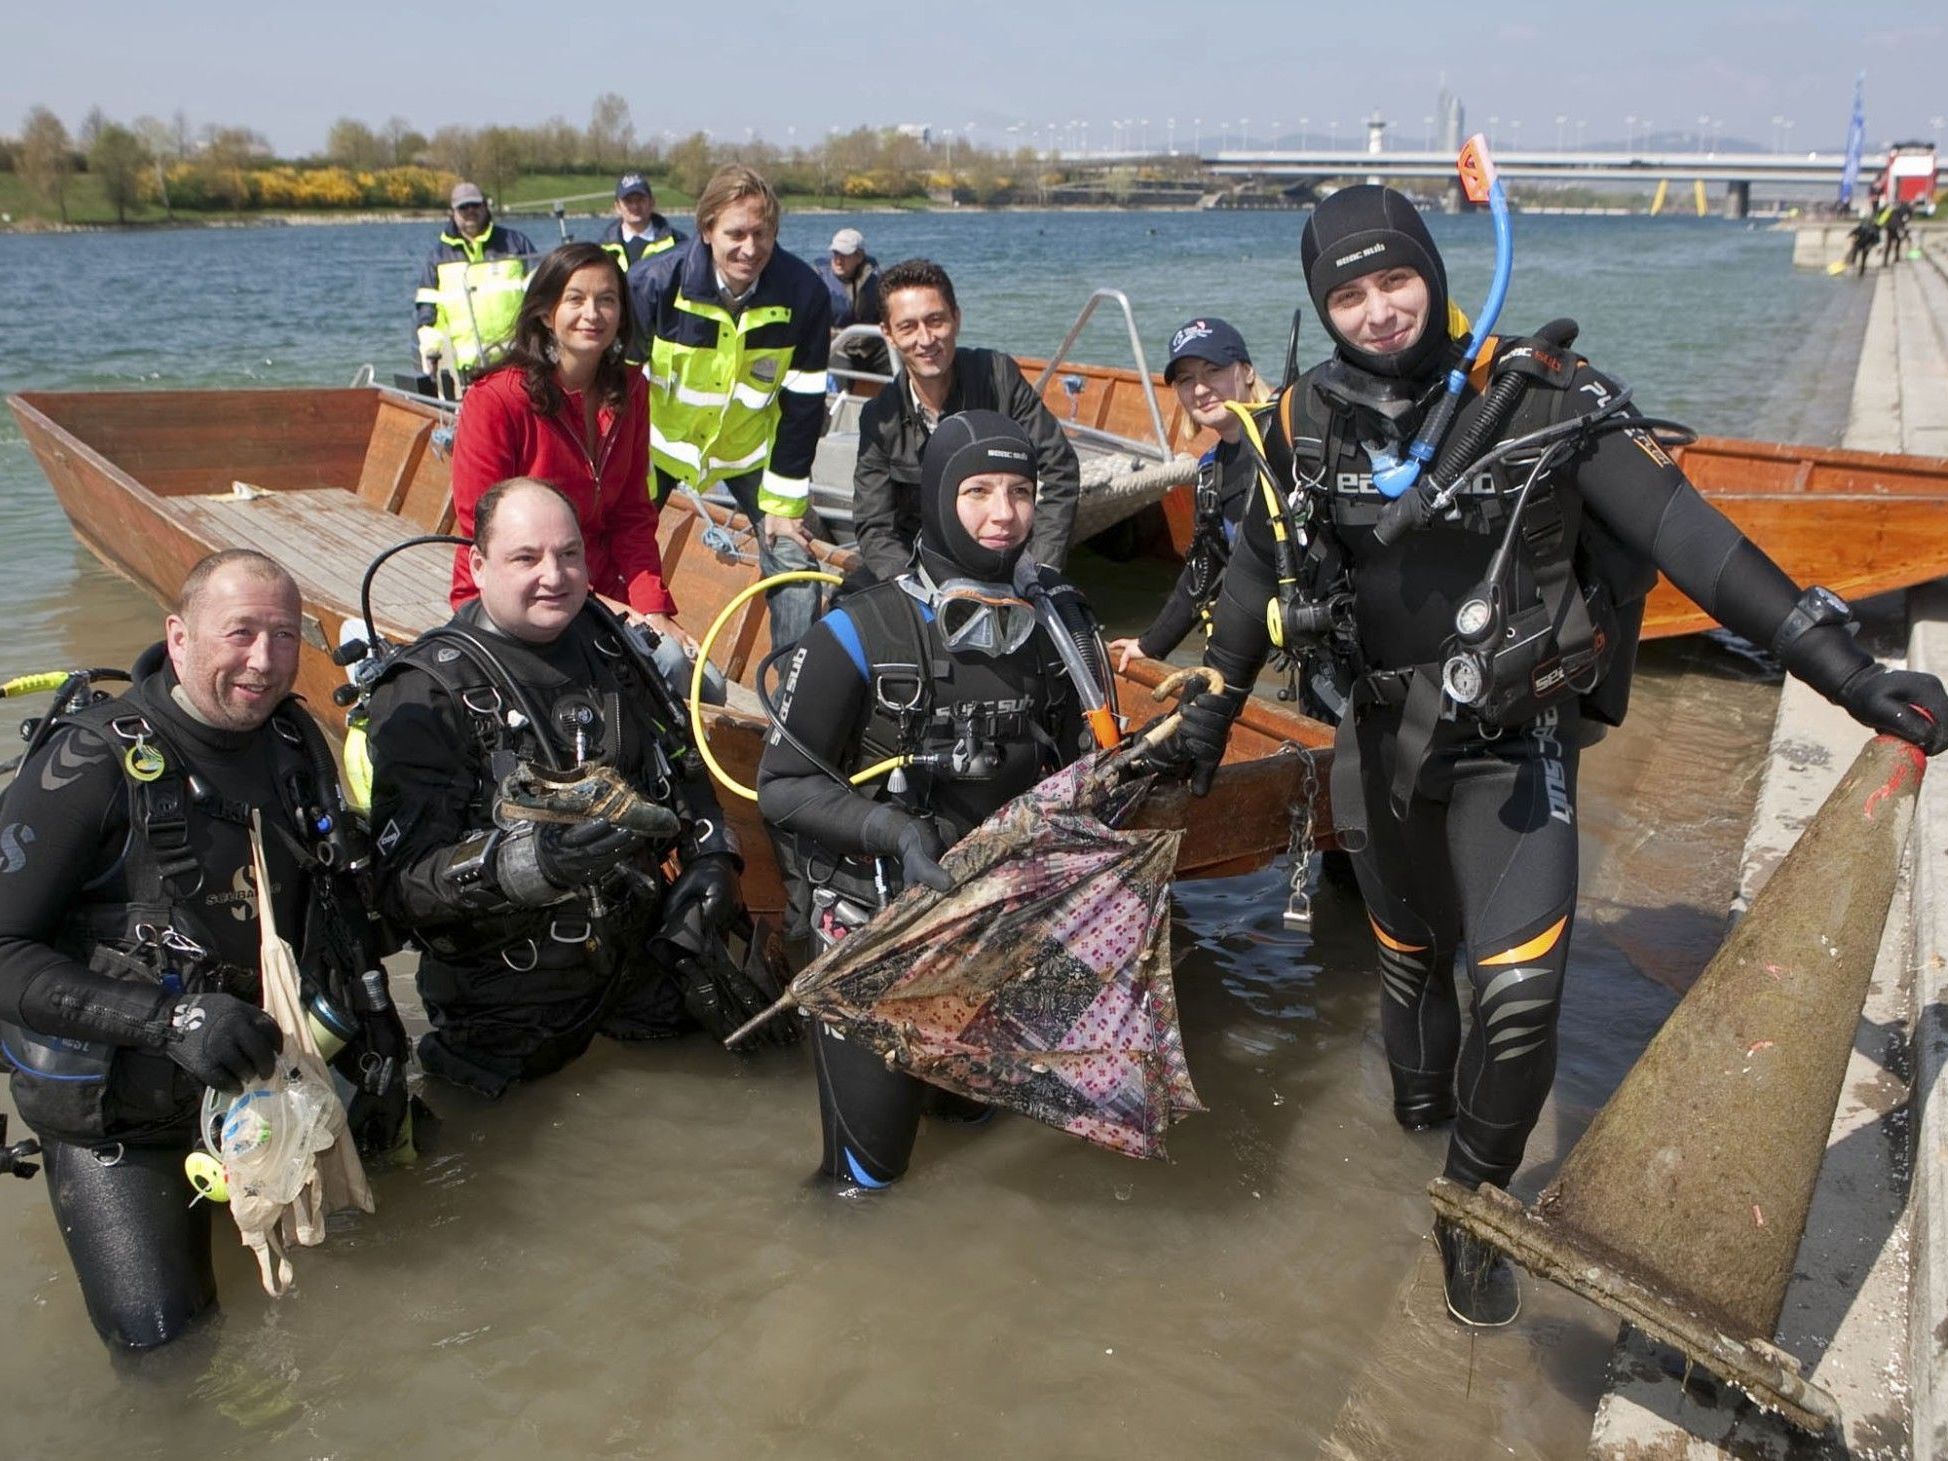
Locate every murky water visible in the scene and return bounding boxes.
[0,212,1843,1455]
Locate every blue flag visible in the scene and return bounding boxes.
[1839,72,1866,206]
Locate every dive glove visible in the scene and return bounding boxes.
[163,993,283,1092]
[1174,687,1246,797]
[860,805,953,893]
[340,1002,413,1158]
[1774,591,1948,755]
[663,852,741,933]
[1839,666,1948,755]
[495,819,647,904]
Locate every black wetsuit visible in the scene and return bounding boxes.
[368,600,736,1096]
[1134,435,1256,660]
[0,653,365,1348]
[757,572,1096,1185]
[1206,345,1820,1190]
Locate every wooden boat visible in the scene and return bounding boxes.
[7,385,1333,919]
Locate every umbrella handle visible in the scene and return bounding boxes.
[1132,666,1225,755]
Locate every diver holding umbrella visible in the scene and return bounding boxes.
[756,411,1115,1190]
[1153,156,1948,1327]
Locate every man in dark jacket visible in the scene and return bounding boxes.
[0,551,407,1350]
[851,258,1080,583]
[599,172,683,269]
[816,227,889,378]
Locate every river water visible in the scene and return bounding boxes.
[0,211,1859,1457]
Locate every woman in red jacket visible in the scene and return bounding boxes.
[448,241,685,643]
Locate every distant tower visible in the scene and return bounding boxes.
[1365,112,1387,185]
[1438,90,1465,152]
[1437,90,1468,212]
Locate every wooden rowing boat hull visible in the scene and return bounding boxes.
[8,386,1337,917]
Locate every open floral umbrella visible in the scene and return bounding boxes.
[734,739,1205,1160]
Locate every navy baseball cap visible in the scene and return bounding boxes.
[1163,317,1252,382]
[615,173,652,200]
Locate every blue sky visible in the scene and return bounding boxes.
[10,2,1945,157]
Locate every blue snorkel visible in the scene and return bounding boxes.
[1370,134,1511,500]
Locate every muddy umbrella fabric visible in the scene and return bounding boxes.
[754,752,1204,1160]
[224,816,373,1296]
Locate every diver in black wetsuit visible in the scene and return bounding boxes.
[756,411,1104,1189]
[1159,185,1948,1327]
[0,551,408,1350]
[366,479,767,1101]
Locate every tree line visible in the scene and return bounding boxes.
[3,95,1216,224]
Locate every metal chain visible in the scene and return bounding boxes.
[1283,746,1321,930]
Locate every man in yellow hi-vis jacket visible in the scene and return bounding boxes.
[630,164,832,650]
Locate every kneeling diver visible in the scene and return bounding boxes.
[365,477,784,1099]
[757,411,1111,1189]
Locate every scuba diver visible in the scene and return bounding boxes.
[0,551,408,1350]
[1156,184,1948,1327]
[365,478,785,1099]
[756,411,1110,1190]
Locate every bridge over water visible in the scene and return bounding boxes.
[1198,148,1880,217]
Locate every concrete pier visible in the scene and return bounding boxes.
[1590,235,1948,1457]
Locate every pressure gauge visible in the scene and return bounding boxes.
[1454,597,1494,642]
[1443,654,1486,706]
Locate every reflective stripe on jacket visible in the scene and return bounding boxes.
[412,224,538,371]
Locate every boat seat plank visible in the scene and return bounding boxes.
[170,487,453,637]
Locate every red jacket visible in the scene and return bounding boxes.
[447,366,676,615]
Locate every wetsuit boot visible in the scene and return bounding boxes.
[1388,1064,1457,1131]
[812,1018,923,1190]
[1433,1215,1521,1327]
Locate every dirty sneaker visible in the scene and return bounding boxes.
[1434,1218,1521,1327]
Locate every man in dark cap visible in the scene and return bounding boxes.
[816,226,889,378]
[757,410,1108,1190]
[1158,183,1948,1327]
[413,180,538,379]
[600,173,683,270]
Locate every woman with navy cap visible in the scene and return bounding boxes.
[1108,318,1271,671]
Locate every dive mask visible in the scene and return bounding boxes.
[934,581,1038,656]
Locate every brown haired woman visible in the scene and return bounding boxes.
[449,241,685,644]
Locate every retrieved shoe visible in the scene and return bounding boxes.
[1434,1218,1521,1327]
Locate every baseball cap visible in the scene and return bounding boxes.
[829,227,866,255]
[450,182,487,208]
[1163,317,1251,382]
[615,172,651,200]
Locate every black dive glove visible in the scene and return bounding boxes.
[338,1004,412,1158]
[860,805,953,893]
[163,993,283,1093]
[1165,688,1246,797]
[663,853,741,933]
[1839,666,1948,754]
[1775,590,1948,755]
[494,819,647,905]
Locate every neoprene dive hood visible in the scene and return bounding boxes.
[918,410,1037,584]
[1301,185,1452,380]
